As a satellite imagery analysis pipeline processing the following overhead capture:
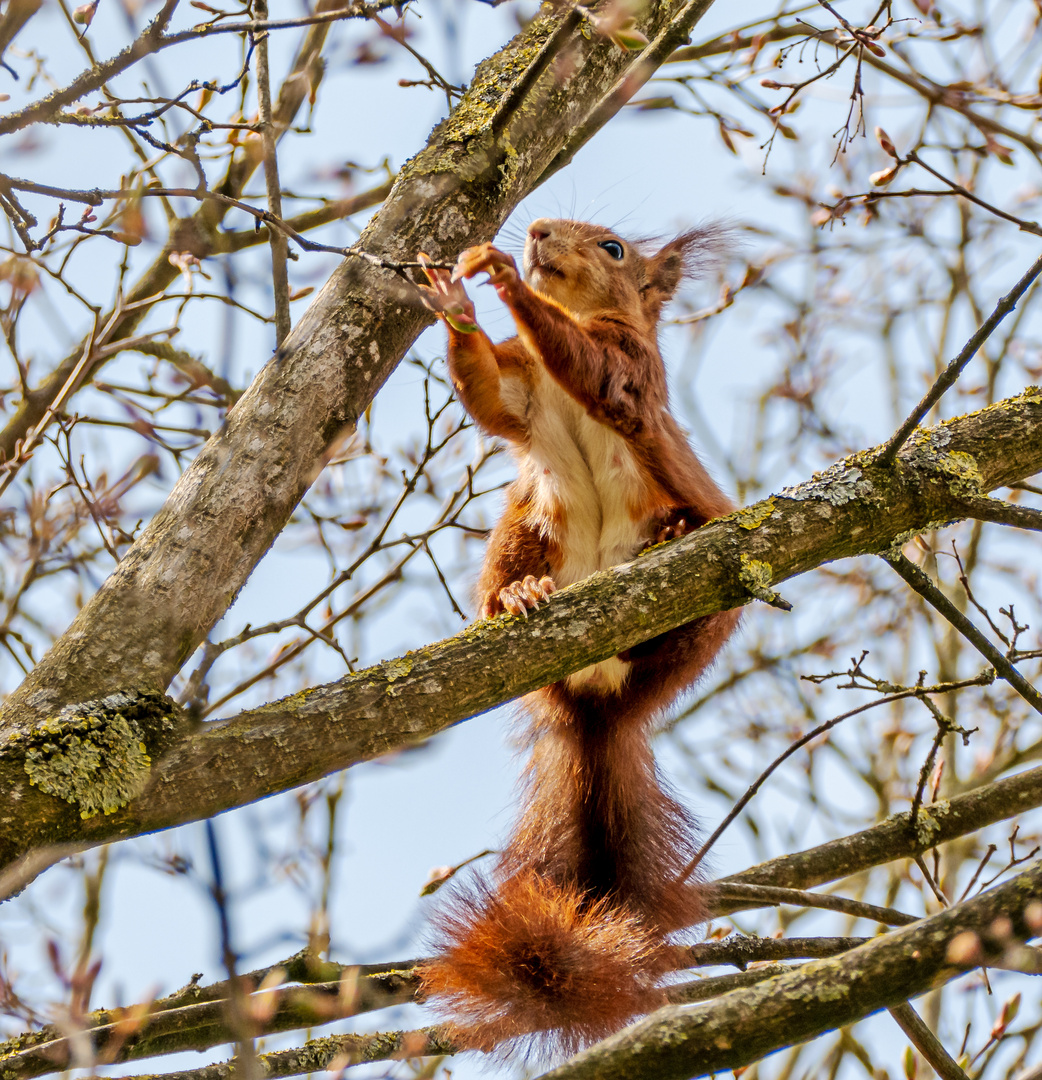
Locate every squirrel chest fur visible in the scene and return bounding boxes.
[515,367,652,580]
[509,364,654,691]
[417,216,741,1056]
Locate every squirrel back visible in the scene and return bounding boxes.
[417,218,740,1056]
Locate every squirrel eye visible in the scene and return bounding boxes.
[598,240,625,260]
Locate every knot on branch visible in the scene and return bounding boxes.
[738,555,792,612]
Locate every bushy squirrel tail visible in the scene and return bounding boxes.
[420,683,709,1056]
[419,868,667,1057]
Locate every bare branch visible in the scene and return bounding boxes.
[253,0,291,346]
[888,1002,971,1080]
[881,551,1042,716]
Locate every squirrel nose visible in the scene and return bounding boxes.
[528,220,553,242]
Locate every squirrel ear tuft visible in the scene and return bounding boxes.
[645,243,686,302]
[645,223,733,309]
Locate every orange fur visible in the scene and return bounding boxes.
[422,871,663,1057]
[418,219,740,1056]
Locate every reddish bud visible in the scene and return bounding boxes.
[73,1,99,25]
[875,126,898,157]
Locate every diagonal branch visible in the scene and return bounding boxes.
[1,390,1041,881]
[535,860,1042,1080]
[888,1002,971,1080]
[881,551,1042,715]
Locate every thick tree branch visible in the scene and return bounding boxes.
[1,390,1040,880]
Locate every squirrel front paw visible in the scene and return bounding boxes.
[490,575,556,618]
[453,244,520,293]
[417,253,479,333]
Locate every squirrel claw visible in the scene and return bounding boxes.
[657,517,687,544]
[453,243,520,289]
[498,575,556,618]
[646,512,695,549]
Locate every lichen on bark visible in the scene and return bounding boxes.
[18,690,180,818]
[780,462,874,506]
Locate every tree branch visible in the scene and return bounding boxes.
[535,861,1042,1080]
[888,1002,971,1080]
[6,752,1041,1071]
[0,956,421,1080]
[254,0,291,346]
[881,550,1042,715]
[2,390,1041,880]
[708,884,916,926]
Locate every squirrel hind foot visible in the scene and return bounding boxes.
[420,869,667,1059]
[494,575,556,618]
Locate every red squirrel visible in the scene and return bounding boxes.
[417,218,740,1056]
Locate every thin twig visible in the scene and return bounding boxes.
[254,0,291,346]
[888,1001,971,1080]
[874,250,1042,467]
[881,551,1042,716]
[680,673,992,881]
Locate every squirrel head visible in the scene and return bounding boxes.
[523,218,727,328]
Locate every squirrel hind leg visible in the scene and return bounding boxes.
[420,869,666,1059]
